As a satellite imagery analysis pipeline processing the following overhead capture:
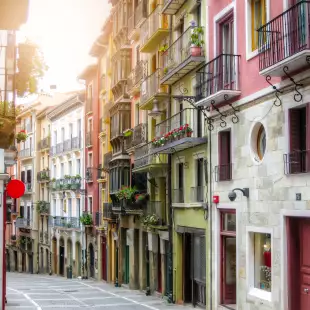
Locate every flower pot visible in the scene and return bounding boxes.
[191,46,202,57]
[187,132,193,137]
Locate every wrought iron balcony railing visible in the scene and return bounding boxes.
[161,26,205,84]
[16,217,32,228]
[37,170,50,182]
[51,177,82,191]
[125,123,148,150]
[146,201,166,226]
[173,188,184,203]
[258,1,310,74]
[283,150,310,175]
[19,148,32,158]
[56,142,64,154]
[49,216,81,229]
[215,164,232,181]
[140,5,170,52]
[127,60,148,93]
[36,202,50,215]
[191,186,205,202]
[86,132,92,147]
[38,136,50,150]
[196,54,241,104]
[103,203,118,221]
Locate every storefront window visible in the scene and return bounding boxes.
[254,233,271,292]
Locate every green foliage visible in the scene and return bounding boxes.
[80,213,93,226]
[36,201,49,214]
[141,213,159,226]
[115,186,137,201]
[190,27,204,47]
[159,44,168,53]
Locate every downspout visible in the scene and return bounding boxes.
[209,128,212,310]
[167,14,174,304]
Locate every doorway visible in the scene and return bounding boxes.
[287,217,310,310]
[183,233,192,303]
[157,238,162,293]
[89,243,95,278]
[22,253,26,272]
[14,251,17,271]
[124,245,130,284]
[102,236,107,281]
[45,249,49,274]
[52,238,57,274]
[28,254,33,274]
[59,238,65,276]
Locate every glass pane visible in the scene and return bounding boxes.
[225,237,236,285]
[254,233,271,292]
[222,213,236,232]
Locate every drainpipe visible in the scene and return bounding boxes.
[208,128,212,310]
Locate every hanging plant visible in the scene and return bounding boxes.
[16,130,27,143]
[80,213,93,226]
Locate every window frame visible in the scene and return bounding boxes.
[246,225,273,303]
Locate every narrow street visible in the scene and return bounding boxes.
[6,273,192,310]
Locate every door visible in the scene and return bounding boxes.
[14,251,17,272]
[22,253,26,272]
[102,237,107,281]
[183,233,192,303]
[300,219,310,309]
[157,240,162,293]
[89,244,95,278]
[59,246,64,276]
[124,245,130,284]
[53,239,57,274]
[28,254,33,274]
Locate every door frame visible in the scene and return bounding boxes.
[281,210,310,310]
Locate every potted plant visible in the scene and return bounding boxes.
[190,27,204,56]
[163,67,169,75]
[159,44,168,55]
[16,130,27,143]
[80,213,93,226]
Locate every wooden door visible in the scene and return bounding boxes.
[59,246,64,276]
[102,237,107,281]
[299,220,310,309]
[125,245,130,284]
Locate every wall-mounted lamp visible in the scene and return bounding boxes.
[228,188,249,201]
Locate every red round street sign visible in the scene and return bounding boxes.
[6,179,25,198]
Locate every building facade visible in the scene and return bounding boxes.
[48,93,85,278]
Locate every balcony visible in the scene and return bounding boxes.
[152,108,207,154]
[56,142,64,154]
[103,203,118,222]
[49,216,81,229]
[215,164,232,181]
[36,201,50,215]
[161,27,205,85]
[127,60,148,95]
[86,132,92,147]
[104,152,112,170]
[16,217,32,229]
[97,164,108,181]
[38,136,50,150]
[258,1,310,76]
[24,182,32,194]
[128,0,148,40]
[51,177,81,191]
[191,186,204,202]
[162,0,187,14]
[145,201,167,226]
[86,167,93,183]
[125,123,148,150]
[140,5,170,53]
[173,188,184,203]
[110,108,131,141]
[283,150,310,175]
[140,69,169,109]
[133,141,168,173]
[37,170,50,182]
[19,148,33,159]
[196,54,241,107]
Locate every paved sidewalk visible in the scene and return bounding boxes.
[6,273,193,309]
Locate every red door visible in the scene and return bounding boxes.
[102,236,107,281]
[300,220,310,309]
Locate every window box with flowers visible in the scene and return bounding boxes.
[16,130,27,143]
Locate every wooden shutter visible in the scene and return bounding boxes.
[21,171,25,183]
[219,131,231,180]
[289,108,301,173]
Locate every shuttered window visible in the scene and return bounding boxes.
[26,170,32,183]
[21,171,25,183]
[218,130,232,181]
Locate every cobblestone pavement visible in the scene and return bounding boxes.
[6,273,193,310]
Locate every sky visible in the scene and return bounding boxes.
[20,0,111,93]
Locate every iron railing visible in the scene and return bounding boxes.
[191,186,204,202]
[19,148,32,158]
[103,203,118,221]
[72,136,81,149]
[196,54,240,100]
[258,1,310,71]
[37,202,50,215]
[173,188,184,203]
[140,5,169,48]
[51,178,81,191]
[146,201,166,225]
[141,69,164,105]
[162,26,204,72]
[134,142,153,169]
[127,60,148,92]
[283,150,310,174]
[86,132,92,147]
[49,216,81,229]
[50,146,56,156]
[16,218,32,228]
[215,164,233,181]
[37,170,50,182]
[125,123,148,149]
[56,142,64,154]
[38,136,50,150]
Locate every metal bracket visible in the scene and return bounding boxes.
[283,66,303,102]
[210,100,227,128]
[224,94,240,124]
[266,75,283,107]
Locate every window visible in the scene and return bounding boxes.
[26,170,32,184]
[61,163,64,178]
[68,198,72,217]
[257,125,266,160]
[135,104,140,126]
[88,153,93,167]
[174,163,184,203]
[196,158,204,202]
[253,233,271,292]
[218,130,232,181]
[88,197,93,214]
[220,211,236,305]
[69,123,73,138]
[76,198,81,218]
[68,161,72,175]
[21,171,25,183]
[76,159,81,175]
[251,0,266,51]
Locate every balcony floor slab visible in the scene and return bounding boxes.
[162,0,186,14]
[196,89,241,108]
[160,56,205,85]
[140,93,170,110]
[140,29,170,53]
[132,163,168,173]
[151,137,207,154]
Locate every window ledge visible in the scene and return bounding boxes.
[247,287,272,303]
[246,49,259,61]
